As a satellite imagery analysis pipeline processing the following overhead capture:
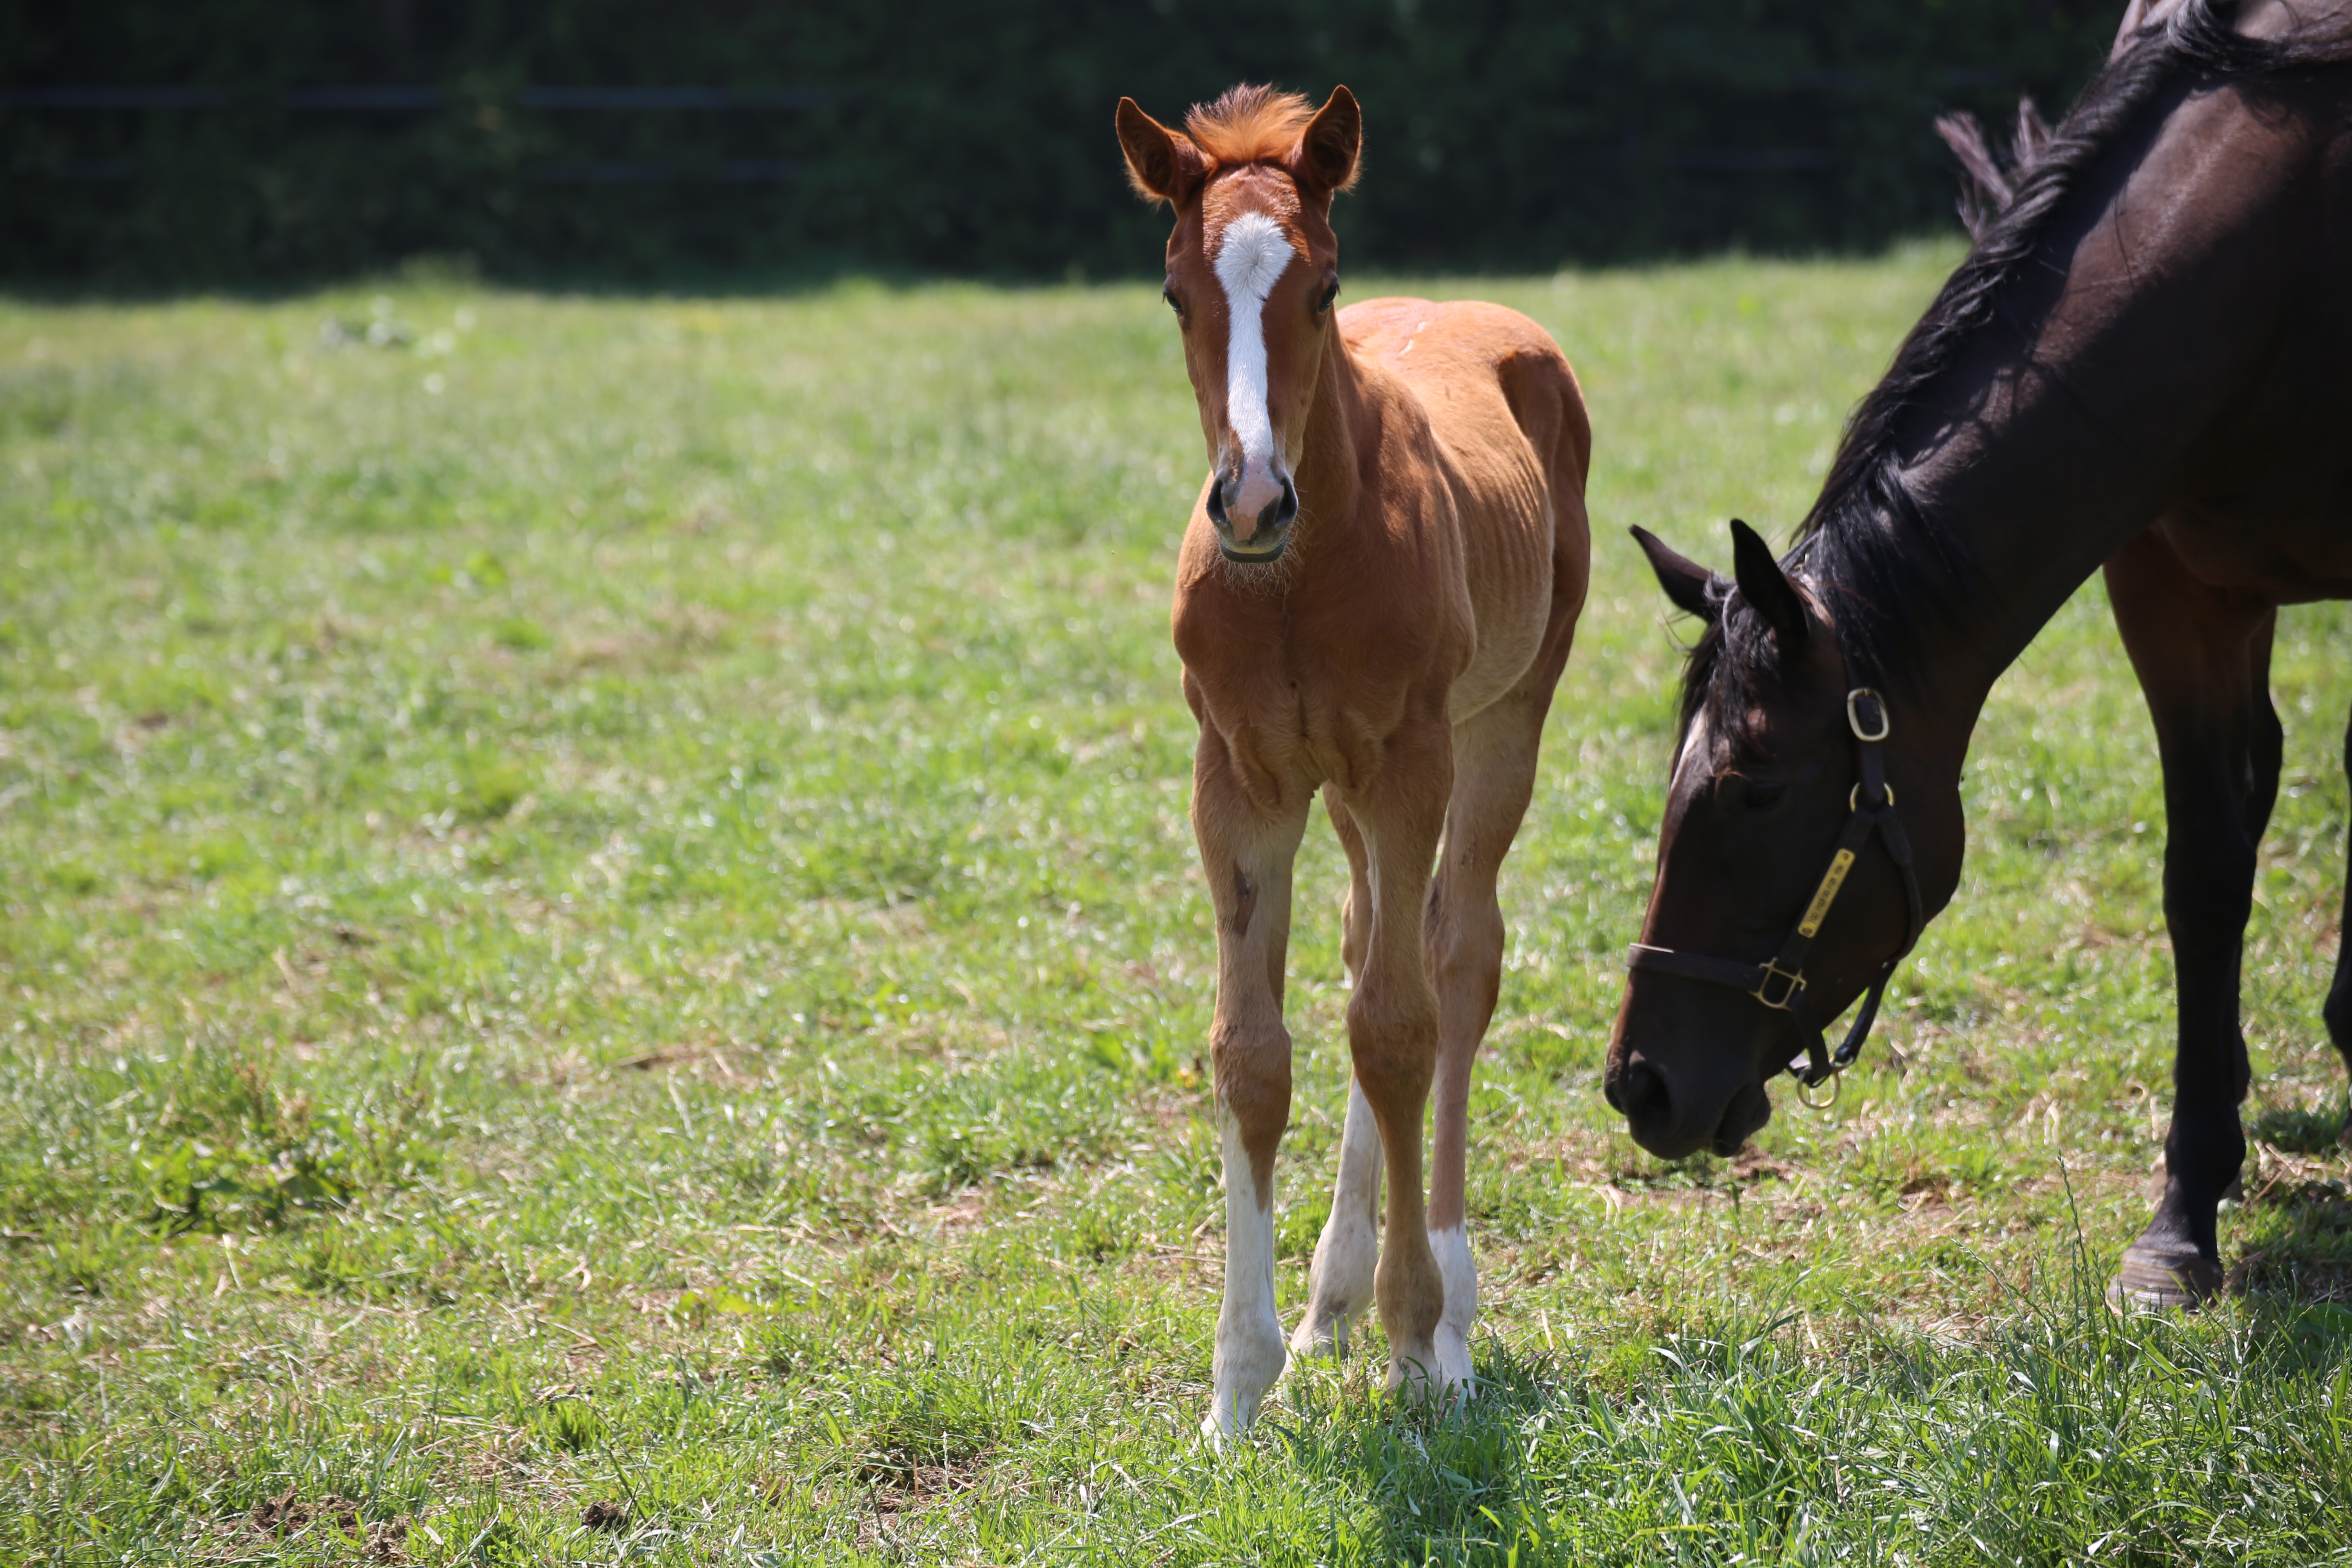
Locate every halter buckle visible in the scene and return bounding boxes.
[1846,687,1891,743]
[1751,961,1806,1011]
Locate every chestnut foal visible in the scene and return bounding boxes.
[1116,85,1591,1441]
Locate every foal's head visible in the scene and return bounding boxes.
[1117,85,1361,564]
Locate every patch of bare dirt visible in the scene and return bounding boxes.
[920,1189,988,1238]
[232,1491,408,1562]
[855,1458,988,1554]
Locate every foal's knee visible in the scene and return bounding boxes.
[1212,1025,1292,1152]
[1347,984,1437,1102]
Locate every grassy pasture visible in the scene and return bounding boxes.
[4,249,2352,1564]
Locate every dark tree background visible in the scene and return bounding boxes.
[1,1,2120,287]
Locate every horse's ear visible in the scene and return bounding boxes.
[1728,519,1810,649]
[1631,527,1719,620]
[1117,97,1207,207]
[1286,85,1362,200]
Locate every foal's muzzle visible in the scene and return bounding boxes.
[1207,470,1297,563]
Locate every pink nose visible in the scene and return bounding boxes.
[1227,468,1287,539]
[1209,463,1297,556]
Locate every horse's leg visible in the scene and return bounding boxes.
[1290,789,1382,1362]
[2105,528,2275,1306]
[1420,697,1550,1394]
[1188,725,1311,1445]
[1334,717,1453,1399]
[2320,705,2352,1124]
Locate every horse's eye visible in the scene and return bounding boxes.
[1163,283,1184,318]
[1742,780,1787,811]
[1316,279,1340,313]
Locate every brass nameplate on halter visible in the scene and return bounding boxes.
[1797,849,1857,938]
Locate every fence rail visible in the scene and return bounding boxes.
[0,85,834,111]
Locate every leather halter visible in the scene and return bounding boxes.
[1626,686,1927,1107]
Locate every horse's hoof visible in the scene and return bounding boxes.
[2107,1246,2223,1311]
[1198,1408,1239,1452]
[1287,1316,1347,1361]
[1431,1327,1474,1394]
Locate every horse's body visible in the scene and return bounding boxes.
[1605,0,2352,1307]
[1118,86,1589,1437]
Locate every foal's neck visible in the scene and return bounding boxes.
[1286,328,1369,559]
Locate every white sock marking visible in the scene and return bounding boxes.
[1292,1077,1383,1359]
[1205,1106,1286,1446]
[1210,212,1296,525]
[1429,1224,1477,1396]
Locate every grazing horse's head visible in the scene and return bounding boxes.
[1606,521,1963,1159]
[1116,85,1360,564]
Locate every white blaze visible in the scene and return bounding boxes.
[1210,211,1296,526]
[1671,709,1711,788]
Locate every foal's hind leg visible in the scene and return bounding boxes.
[1421,697,1555,1393]
[1291,791,1383,1362]
[2105,530,2276,1307]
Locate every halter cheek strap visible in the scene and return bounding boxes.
[1626,686,1927,1106]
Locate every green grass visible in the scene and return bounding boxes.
[4,248,2352,1564]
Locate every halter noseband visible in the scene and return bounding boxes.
[1626,686,1927,1108]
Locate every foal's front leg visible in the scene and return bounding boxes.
[1423,698,1556,1391]
[1190,732,1310,1443]
[1337,723,1453,1397]
[1291,791,1383,1364]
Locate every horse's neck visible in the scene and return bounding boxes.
[1867,72,2318,737]
[1290,331,1370,544]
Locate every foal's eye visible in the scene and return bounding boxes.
[1316,279,1340,314]
[1741,780,1787,811]
[1162,283,1184,318]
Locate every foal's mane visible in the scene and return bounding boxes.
[1679,0,2352,748]
[1185,85,1316,167]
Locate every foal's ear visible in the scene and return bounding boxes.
[1117,98,1208,207]
[1728,519,1810,649]
[1286,85,1362,200]
[1631,526,1719,620]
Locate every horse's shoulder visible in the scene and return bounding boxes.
[1335,296,1432,354]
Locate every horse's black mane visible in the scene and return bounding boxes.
[1680,0,2352,749]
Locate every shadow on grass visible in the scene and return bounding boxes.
[1263,1347,1569,1566]
[1252,1259,2352,1566]
[2238,1169,2352,1308]
[2247,1099,2347,1156]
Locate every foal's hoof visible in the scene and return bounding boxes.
[1288,1314,1349,1362]
[2107,1246,2224,1311]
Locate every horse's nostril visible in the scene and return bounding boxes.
[1617,1059,1671,1125]
[1248,477,1297,540]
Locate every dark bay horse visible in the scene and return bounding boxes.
[1116,85,1590,1437]
[1605,0,2352,1309]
